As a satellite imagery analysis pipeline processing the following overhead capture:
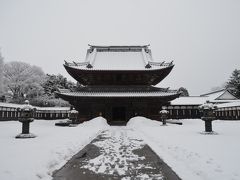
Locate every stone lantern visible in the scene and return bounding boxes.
[16,100,36,138]
[159,107,169,125]
[69,108,79,125]
[199,100,217,133]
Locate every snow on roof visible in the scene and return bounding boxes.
[210,99,239,103]
[87,45,150,70]
[217,101,240,108]
[0,102,69,111]
[92,51,146,70]
[171,89,239,106]
[200,89,237,100]
[171,96,208,105]
[200,89,224,96]
[201,90,225,99]
[36,107,70,111]
[65,45,173,70]
[0,102,24,108]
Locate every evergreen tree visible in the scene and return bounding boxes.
[226,69,240,98]
[42,74,75,97]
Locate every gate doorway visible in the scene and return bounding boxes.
[111,107,126,125]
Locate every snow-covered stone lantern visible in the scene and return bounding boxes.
[15,100,36,138]
[69,108,79,125]
[199,100,217,133]
[159,106,169,125]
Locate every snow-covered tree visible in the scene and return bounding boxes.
[0,51,3,95]
[178,87,189,97]
[226,69,240,98]
[3,61,45,101]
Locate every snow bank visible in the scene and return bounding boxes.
[127,116,161,127]
[81,116,109,127]
[127,117,240,180]
[0,117,109,180]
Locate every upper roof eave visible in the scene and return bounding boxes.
[63,63,174,72]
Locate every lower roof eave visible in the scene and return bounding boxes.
[56,92,180,101]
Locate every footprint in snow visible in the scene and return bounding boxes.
[194,153,200,157]
[206,160,211,164]
[195,170,203,176]
[214,168,223,173]
[234,173,239,176]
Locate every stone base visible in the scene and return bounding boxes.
[15,133,37,139]
[200,131,218,135]
[55,120,71,127]
[166,120,183,125]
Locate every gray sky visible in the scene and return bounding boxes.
[0,0,240,95]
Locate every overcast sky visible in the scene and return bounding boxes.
[0,0,240,95]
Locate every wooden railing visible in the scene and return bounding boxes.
[148,61,173,67]
[64,60,89,67]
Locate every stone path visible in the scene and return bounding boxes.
[52,127,181,180]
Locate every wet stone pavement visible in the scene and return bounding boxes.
[52,127,181,180]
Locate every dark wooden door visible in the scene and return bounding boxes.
[112,106,126,122]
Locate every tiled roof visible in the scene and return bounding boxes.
[57,91,178,97]
[171,89,239,106]
[171,96,208,105]
[217,101,240,108]
[200,89,226,96]
[200,89,237,100]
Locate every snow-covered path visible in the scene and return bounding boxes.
[83,127,147,176]
[53,127,180,180]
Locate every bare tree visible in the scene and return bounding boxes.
[3,61,45,100]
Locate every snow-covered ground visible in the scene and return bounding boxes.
[0,117,240,180]
[127,117,240,180]
[0,118,109,180]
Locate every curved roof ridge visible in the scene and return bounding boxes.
[88,44,150,48]
[200,88,226,96]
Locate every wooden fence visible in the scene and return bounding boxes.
[165,105,240,120]
[0,104,69,121]
[1,103,240,121]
